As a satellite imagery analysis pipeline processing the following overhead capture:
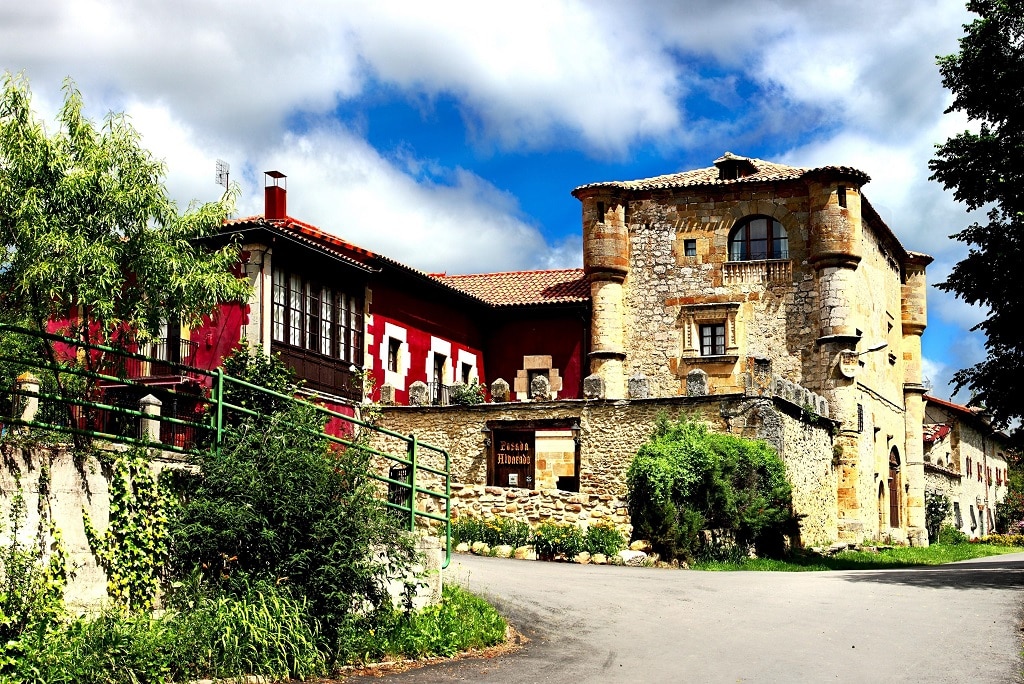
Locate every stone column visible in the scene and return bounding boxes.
[902,253,932,546]
[15,372,40,424]
[139,394,162,444]
[807,176,867,542]
[241,244,273,354]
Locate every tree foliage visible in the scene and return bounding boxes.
[0,73,248,340]
[929,1,1024,431]
[626,416,797,561]
[166,345,417,657]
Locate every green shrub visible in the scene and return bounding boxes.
[167,346,416,659]
[452,516,530,548]
[448,382,486,406]
[532,522,584,559]
[979,533,1024,547]
[925,490,951,543]
[938,523,969,545]
[584,523,625,556]
[5,582,325,683]
[625,416,796,562]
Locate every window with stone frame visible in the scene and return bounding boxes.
[728,215,789,261]
[271,268,363,364]
[700,323,725,356]
[678,302,740,361]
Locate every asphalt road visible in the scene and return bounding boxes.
[344,552,1024,683]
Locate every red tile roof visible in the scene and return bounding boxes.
[571,152,870,195]
[433,268,589,307]
[923,423,951,444]
[223,216,589,308]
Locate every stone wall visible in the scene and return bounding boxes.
[375,392,838,547]
[450,484,630,536]
[0,444,175,611]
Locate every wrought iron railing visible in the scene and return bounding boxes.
[0,323,450,567]
[425,382,450,406]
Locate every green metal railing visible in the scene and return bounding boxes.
[0,323,451,567]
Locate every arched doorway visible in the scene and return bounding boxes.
[888,448,901,529]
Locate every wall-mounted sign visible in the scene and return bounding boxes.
[491,430,535,489]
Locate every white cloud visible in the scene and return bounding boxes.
[243,126,554,274]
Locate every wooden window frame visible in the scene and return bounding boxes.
[271,268,364,366]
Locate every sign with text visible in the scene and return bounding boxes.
[491,430,535,489]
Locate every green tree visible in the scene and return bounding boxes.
[0,73,249,436]
[929,1,1024,432]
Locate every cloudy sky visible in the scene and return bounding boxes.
[1,0,986,402]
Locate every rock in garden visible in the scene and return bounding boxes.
[513,545,537,560]
[629,539,653,552]
[592,553,607,565]
[493,544,515,558]
[618,550,648,566]
[455,542,471,553]
[471,541,490,555]
[574,551,591,564]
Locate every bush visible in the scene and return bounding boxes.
[531,522,584,559]
[5,582,326,683]
[584,523,625,557]
[938,523,969,545]
[448,382,486,406]
[925,490,951,543]
[626,416,796,562]
[452,516,530,548]
[979,533,1024,547]
[167,347,416,658]
[336,585,506,664]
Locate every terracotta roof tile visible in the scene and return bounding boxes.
[571,153,870,195]
[923,423,951,444]
[433,269,589,307]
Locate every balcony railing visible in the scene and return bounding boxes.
[426,382,451,406]
[99,339,199,380]
[723,259,792,285]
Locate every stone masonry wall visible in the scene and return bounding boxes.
[375,393,837,546]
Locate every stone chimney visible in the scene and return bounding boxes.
[264,170,287,220]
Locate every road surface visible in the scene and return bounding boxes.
[344,551,1024,683]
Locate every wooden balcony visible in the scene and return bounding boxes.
[723,259,792,285]
[272,343,362,401]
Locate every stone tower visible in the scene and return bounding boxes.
[580,192,628,399]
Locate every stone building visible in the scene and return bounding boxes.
[571,153,933,544]
[923,395,1010,538]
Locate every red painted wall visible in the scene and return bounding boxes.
[189,301,248,375]
[484,312,586,399]
[367,280,487,404]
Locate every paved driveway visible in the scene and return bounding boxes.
[345,552,1024,683]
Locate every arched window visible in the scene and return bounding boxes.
[728,216,788,261]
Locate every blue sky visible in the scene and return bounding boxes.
[0,0,986,403]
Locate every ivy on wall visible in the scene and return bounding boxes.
[83,448,168,611]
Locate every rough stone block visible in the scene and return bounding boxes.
[379,383,396,405]
[490,377,510,403]
[583,374,605,399]
[627,372,650,399]
[530,373,551,400]
[408,381,428,406]
[686,369,709,396]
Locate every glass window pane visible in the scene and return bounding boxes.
[748,218,768,240]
